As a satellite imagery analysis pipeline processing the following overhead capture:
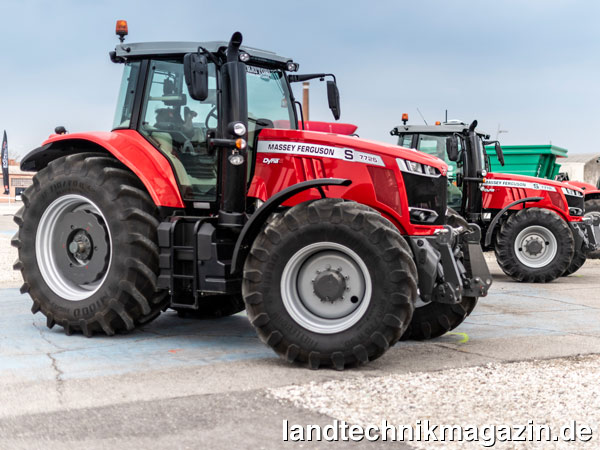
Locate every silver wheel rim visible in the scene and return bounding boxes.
[35,194,112,301]
[514,225,558,268]
[280,242,372,334]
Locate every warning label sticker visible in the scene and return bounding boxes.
[256,140,385,167]
[483,179,556,192]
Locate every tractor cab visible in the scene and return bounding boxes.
[111,40,300,215]
[392,119,503,220]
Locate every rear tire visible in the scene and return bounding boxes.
[12,153,168,336]
[562,251,586,276]
[401,297,477,340]
[584,198,600,260]
[242,198,418,369]
[495,208,574,282]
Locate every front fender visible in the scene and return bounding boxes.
[484,197,543,247]
[231,178,352,275]
[20,130,184,208]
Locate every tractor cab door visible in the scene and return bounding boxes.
[138,59,220,203]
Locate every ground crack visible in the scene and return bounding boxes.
[32,319,65,403]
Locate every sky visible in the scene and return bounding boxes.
[0,0,599,159]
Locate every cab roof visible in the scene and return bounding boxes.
[114,41,293,65]
[392,123,469,135]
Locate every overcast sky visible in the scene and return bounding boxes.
[1,0,598,158]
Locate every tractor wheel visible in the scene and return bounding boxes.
[173,294,245,319]
[495,208,574,282]
[401,296,477,341]
[562,250,586,277]
[242,198,418,370]
[584,198,600,259]
[12,153,168,336]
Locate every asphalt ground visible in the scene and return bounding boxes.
[1,206,600,448]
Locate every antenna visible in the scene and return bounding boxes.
[496,123,508,140]
[416,108,428,126]
[445,109,448,123]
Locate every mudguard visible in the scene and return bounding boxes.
[20,130,185,208]
[230,178,351,275]
[484,197,544,247]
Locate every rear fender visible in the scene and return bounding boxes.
[20,131,184,208]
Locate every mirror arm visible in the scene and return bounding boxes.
[197,46,221,66]
[289,73,336,83]
[294,100,305,130]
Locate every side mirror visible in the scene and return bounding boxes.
[184,53,209,101]
[326,80,341,120]
[484,140,504,166]
[495,142,505,166]
[446,135,459,161]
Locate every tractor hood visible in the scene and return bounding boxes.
[486,172,584,194]
[257,128,448,176]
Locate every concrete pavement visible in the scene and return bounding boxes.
[1,211,600,448]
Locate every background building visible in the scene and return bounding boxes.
[559,154,600,187]
[0,159,33,203]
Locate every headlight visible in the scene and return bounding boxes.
[562,187,584,197]
[396,158,440,177]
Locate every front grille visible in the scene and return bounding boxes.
[401,172,447,225]
[566,193,584,211]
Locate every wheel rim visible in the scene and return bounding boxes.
[513,225,558,268]
[280,242,372,334]
[35,194,112,301]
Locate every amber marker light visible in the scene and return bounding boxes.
[235,138,247,150]
[116,20,128,42]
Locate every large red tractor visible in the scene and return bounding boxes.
[12,28,491,369]
[391,119,599,282]
[554,177,600,259]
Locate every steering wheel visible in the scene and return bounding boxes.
[205,106,218,129]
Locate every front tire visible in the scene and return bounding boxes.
[495,208,574,282]
[242,198,418,369]
[12,154,168,336]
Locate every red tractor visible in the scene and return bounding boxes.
[554,177,600,259]
[12,27,491,369]
[391,119,599,282]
